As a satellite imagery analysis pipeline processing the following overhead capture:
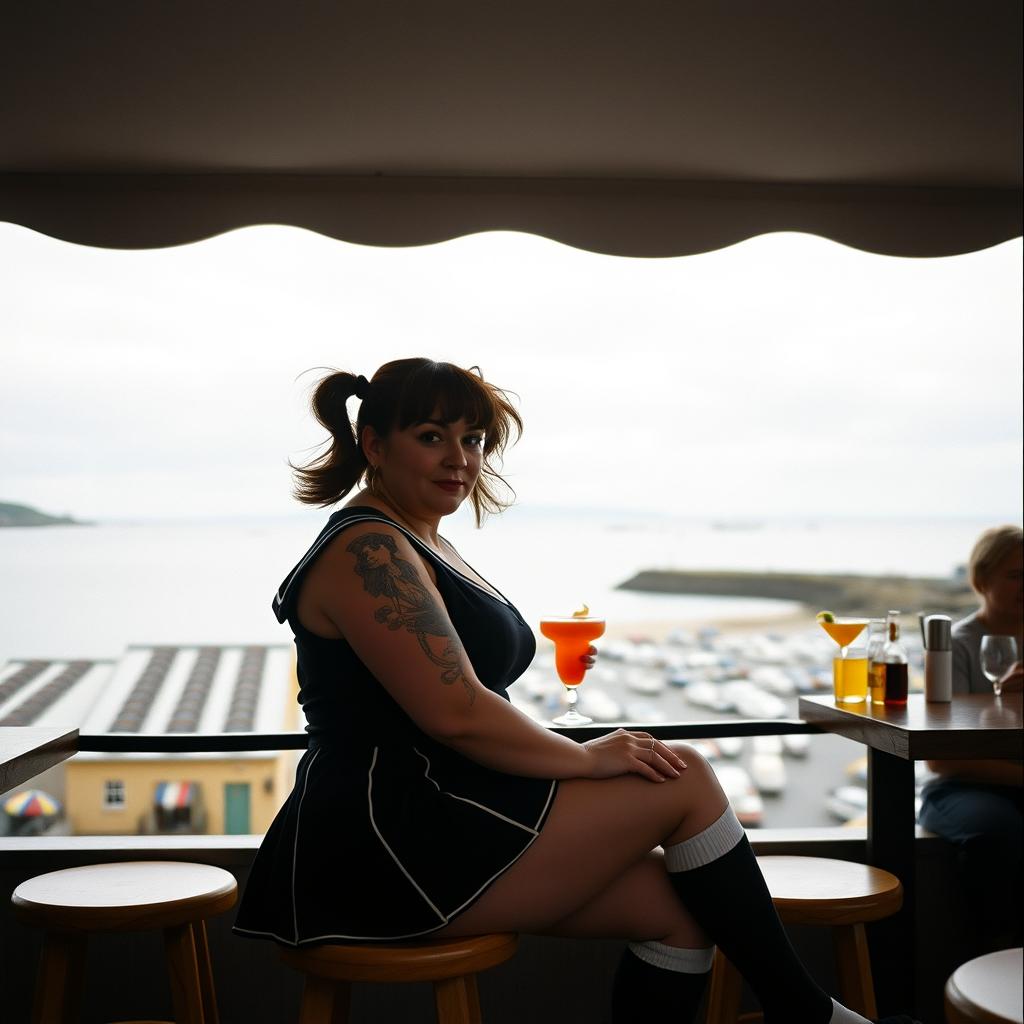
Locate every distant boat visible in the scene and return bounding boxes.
[623,701,667,723]
[625,669,665,696]
[684,682,733,713]
[721,681,787,719]
[825,785,868,822]
[782,734,811,757]
[712,765,764,827]
[717,737,745,758]
[578,687,623,722]
[750,752,787,795]
[752,735,783,755]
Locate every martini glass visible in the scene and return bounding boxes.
[818,615,869,703]
[540,614,606,725]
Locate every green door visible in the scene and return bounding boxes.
[224,783,251,834]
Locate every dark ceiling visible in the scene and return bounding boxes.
[1,1,1020,255]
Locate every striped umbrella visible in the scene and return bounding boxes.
[3,789,61,818]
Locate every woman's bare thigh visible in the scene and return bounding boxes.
[437,743,727,938]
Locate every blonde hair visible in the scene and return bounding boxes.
[968,524,1024,592]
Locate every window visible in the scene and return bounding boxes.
[2,225,1020,832]
[103,779,125,809]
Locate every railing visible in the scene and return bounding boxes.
[77,719,821,752]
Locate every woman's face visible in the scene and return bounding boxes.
[977,545,1024,620]
[364,412,485,521]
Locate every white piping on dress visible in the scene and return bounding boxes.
[413,747,541,835]
[291,745,320,943]
[367,747,447,925]
[275,512,510,613]
[531,778,558,831]
[236,754,560,947]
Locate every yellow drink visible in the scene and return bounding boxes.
[833,656,868,704]
[820,619,869,649]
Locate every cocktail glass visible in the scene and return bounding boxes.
[818,615,870,704]
[540,615,606,725]
[981,635,1018,697]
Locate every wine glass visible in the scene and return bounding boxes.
[539,613,605,725]
[980,635,1018,696]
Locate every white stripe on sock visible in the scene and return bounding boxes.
[664,806,745,872]
[627,940,716,974]
[829,998,872,1024]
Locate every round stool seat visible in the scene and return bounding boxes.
[705,856,904,1024]
[945,947,1023,1024]
[13,861,237,1024]
[12,861,238,931]
[756,856,903,925]
[280,933,518,1023]
[281,932,518,983]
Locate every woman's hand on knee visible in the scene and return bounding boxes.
[581,729,688,783]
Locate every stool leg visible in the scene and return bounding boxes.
[433,974,481,1024]
[32,931,86,1024]
[298,976,351,1024]
[164,921,206,1024]
[192,920,220,1024]
[833,923,877,1019]
[705,951,744,1024]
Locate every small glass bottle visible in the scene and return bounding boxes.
[866,618,887,705]
[881,609,909,706]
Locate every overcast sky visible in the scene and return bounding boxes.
[1,223,1021,523]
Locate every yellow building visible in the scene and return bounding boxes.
[0,644,299,836]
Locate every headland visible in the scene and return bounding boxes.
[617,569,977,621]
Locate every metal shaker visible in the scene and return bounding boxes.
[923,614,953,702]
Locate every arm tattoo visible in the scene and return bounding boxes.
[347,532,475,704]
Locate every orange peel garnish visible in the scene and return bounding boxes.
[572,604,590,618]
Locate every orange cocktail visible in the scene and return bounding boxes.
[539,617,606,686]
[540,611,605,726]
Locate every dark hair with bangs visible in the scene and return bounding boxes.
[290,358,523,525]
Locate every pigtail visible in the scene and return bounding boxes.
[290,371,369,507]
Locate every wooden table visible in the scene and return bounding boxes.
[799,693,1023,1015]
[0,726,78,796]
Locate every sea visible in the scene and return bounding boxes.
[1,509,1007,828]
[0,508,998,661]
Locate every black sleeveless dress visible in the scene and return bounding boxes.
[233,507,558,946]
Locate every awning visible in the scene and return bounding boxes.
[1,2,1019,258]
[154,782,197,811]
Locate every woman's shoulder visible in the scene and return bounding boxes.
[273,508,418,623]
[951,610,983,642]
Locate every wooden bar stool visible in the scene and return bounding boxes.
[278,932,518,1024]
[12,860,237,1024]
[705,856,903,1024]
[945,947,1023,1024]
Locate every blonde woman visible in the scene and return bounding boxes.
[919,524,1023,954]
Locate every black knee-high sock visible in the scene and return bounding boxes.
[611,942,713,1024]
[664,808,833,1024]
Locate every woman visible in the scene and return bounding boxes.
[918,525,1023,955]
[235,358,916,1024]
